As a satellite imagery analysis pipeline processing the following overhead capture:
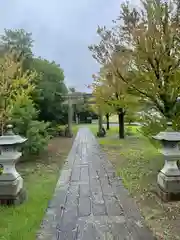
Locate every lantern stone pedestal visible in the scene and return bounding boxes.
[0,125,27,205]
[153,131,180,202]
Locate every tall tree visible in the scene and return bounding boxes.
[0,29,34,71]
[1,29,33,56]
[90,76,113,130]
[91,68,139,138]
[30,58,68,123]
[89,0,180,130]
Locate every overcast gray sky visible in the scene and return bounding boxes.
[1,0,123,91]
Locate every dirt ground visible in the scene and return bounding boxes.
[17,137,74,177]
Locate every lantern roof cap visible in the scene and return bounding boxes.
[153,131,180,141]
[0,125,27,146]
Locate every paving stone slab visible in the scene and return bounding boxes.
[77,215,129,240]
[79,183,90,197]
[71,167,81,182]
[79,197,91,217]
[37,128,156,240]
[104,195,124,216]
[80,165,89,181]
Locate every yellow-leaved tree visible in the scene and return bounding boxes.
[91,67,140,138]
[89,78,114,131]
[0,51,36,134]
[89,0,180,137]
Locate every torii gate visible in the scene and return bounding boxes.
[63,91,103,137]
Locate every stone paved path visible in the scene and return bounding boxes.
[37,128,156,240]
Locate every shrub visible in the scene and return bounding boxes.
[25,120,50,154]
[47,124,66,137]
[10,96,37,134]
[47,126,58,138]
[126,126,135,136]
[10,95,50,155]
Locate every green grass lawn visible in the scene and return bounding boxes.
[99,127,160,193]
[0,137,73,240]
[72,123,98,136]
[106,115,118,123]
[0,170,58,240]
[98,125,180,240]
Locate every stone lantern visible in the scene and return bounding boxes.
[0,125,27,205]
[153,129,180,201]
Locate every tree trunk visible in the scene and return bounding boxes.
[118,108,125,139]
[106,113,110,130]
[78,114,80,124]
[73,104,76,122]
[98,107,103,132]
[73,111,76,123]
